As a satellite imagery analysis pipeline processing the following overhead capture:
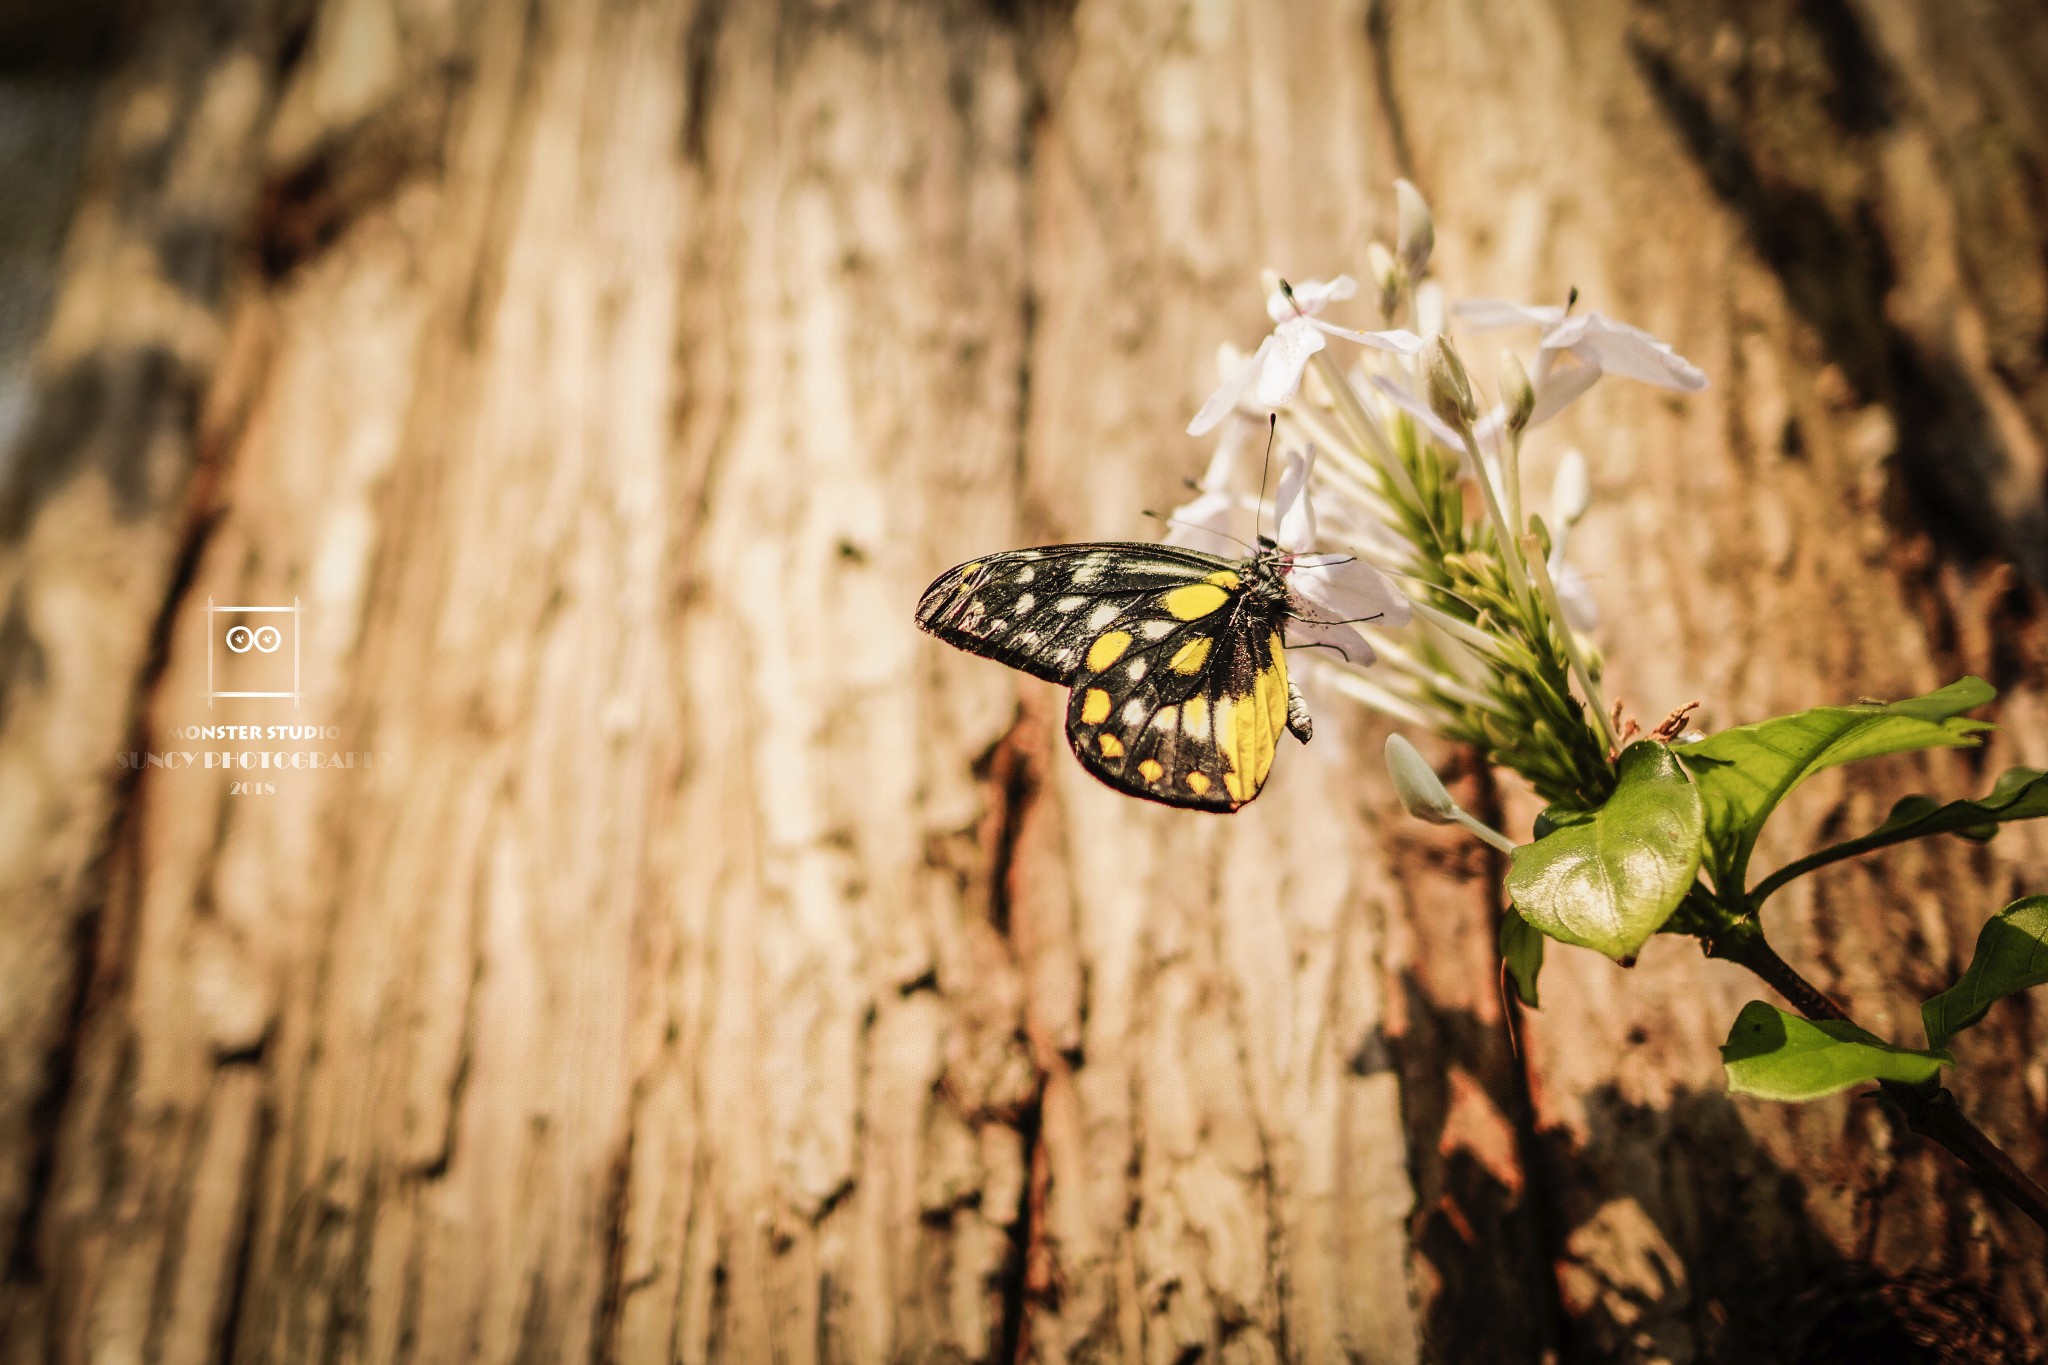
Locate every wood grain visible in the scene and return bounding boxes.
[0,0,2043,1360]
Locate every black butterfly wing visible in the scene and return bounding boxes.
[915,543,1242,684]
[1061,594,1293,811]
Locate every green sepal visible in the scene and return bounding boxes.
[1921,897,2048,1049]
[1721,1001,1951,1101]
[1499,909,1544,1008]
[1505,742,1704,962]
[1675,678,1995,906]
[1751,767,2048,909]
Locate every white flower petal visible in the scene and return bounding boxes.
[1551,557,1600,632]
[1188,336,1272,435]
[1256,317,1326,406]
[1453,298,1566,331]
[1415,280,1447,340]
[1265,274,1357,322]
[1551,448,1590,525]
[1284,615,1377,666]
[1163,491,1244,556]
[1288,555,1412,629]
[1308,317,1423,353]
[1527,356,1602,426]
[1544,312,1706,391]
[1197,416,1256,492]
[1274,447,1317,550]
[1368,376,1467,452]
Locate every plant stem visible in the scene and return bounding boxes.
[1708,921,2048,1235]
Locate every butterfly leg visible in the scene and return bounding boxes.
[1286,677,1313,744]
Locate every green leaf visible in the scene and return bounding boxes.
[1921,897,2048,1049]
[1505,743,1704,962]
[1675,678,1995,902]
[1721,1001,1952,1101]
[1751,768,2048,908]
[1500,910,1544,1007]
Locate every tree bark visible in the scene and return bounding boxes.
[1,1,2044,1362]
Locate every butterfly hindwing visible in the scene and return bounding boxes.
[1062,599,1291,811]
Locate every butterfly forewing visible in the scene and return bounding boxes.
[917,542,1302,812]
[915,543,1247,683]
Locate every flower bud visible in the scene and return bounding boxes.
[1394,179,1434,279]
[1366,241,1400,321]
[1385,734,1458,824]
[1551,448,1591,526]
[1414,280,1445,340]
[1424,335,1479,433]
[1501,350,1536,434]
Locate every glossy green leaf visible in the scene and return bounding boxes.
[1751,768,2048,908]
[1675,678,1994,901]
[1921,897,2048,1049]
[1500,909,1544,1008]
[1506,743,1703,962]
[1721,1002,1951,1101]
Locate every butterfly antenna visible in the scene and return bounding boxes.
[1140,508,1255,553]
[1255,412,1277,543]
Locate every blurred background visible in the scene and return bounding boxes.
[1,1,2045,1361]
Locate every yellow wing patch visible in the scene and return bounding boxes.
[1214,634,1290,806]
[1080,688,1112,724]
[1162,583,1230,620]
[1169,637,1213,674]
[1086,630,1133,671]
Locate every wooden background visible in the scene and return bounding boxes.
[1,0,2045,1360]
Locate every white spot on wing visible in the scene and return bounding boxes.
[1016,566,1038,582]
[1123,699,1148,724]
[1055,596,1086,612]
[1086,602,1121,630]
[1072,555,1110,584]
[1140,620,1176,640]
[1015,593,1036,612]
[1125,659,1147,682]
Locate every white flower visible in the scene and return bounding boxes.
[1453,298,1706,427]
[1188,278,1421,436]
[1163,441,1411,667]
[1548,449,1598,632]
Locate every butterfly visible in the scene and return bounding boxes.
[915,539,1324,811]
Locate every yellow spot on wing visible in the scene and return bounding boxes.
[1212,638,1290,806]
[1169,637,1213,674]
[1098,732,1124,758]
[1080,688,1112,724]
[1139,759,1165,782]
[1204,569,1242,588]
[1086,630,1133,671]
[1185,771,1211,795]
[1182,695,1208,733]
[1162,583,1229,620]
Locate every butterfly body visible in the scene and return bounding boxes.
[915,541,1310,811]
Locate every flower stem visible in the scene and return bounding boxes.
[1458,431,1535,619]
[1451,808,1518,855]
[1311,350,1425,511]
[1523,540,1614,753]
[1707,920,2048,1235]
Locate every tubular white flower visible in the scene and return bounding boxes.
[1551,448,1592,526]
[1167,442,1410,670]
[1188,284,1421,436]
[1452,297,1707,428]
